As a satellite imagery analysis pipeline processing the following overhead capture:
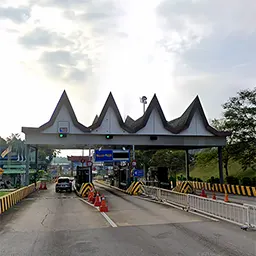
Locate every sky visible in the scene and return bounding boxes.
[0,0,256,157]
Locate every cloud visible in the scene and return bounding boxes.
[0,6,31,23]
[39,50,89,83]
[19,28,72,48]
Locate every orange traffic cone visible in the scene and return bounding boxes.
[100,195,108,212]
[224,193,229,202]
[88,188,94,202]
[94,192,101,207]
[212,191,216,200]
[43,182,47,190]
[200,188,207,198]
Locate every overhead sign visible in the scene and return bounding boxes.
[133,169,144,177]
[112,150,130,162]
[94,150,113,162]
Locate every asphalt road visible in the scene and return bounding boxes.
[0,184,255,256]
[195,189,256,206]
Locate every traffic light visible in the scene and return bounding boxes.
[105,135,113,139]
[59,133,67,138]
[150,136,158,140]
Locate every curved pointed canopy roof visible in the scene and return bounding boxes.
[22,90,231,137]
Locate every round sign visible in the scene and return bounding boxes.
[132,160,136,167]
[87,161,93,167]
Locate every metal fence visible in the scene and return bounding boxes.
[142,185,256,229]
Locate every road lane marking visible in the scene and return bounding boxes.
[100,212,118,227]
[79,198,118,228]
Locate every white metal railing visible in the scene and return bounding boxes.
[142,185,256,229]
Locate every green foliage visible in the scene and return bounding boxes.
[195,149,217,166]
[226,176,240,185]
[151,150,185,172]
[222,87,256,170]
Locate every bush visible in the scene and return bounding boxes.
[207,176,220,184]
[226,176,240,185]
[252,177,256,186]
[241,177,252,186]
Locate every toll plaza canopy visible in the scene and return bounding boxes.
[22,90,230,150]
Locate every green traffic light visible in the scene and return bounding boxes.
[59,134,64,138]
[105,135,113,139]
[59,133,67,138]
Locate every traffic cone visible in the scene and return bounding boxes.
[39,182,43,190]
[200,188,207,198]
[212,191,216,200]
[88,188,94,202]
[224,193,229,202]
[43,182,47,190]
[94,192,101,207]
[100,195,108,212]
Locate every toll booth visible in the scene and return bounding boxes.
[75,166,92,190]
[148,166,170,189]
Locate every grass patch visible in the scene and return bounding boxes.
[0,192,9,197]
[181,159,256,182]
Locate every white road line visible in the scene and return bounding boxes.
[79,198,118,228]
[100,212,118,228]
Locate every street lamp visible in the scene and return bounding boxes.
[140,96,147,114]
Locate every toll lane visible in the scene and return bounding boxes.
[0,184,110,256]
[94,184,256,256]
[95,184,204,226]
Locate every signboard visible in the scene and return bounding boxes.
[58,121,69,133]
[131,160,136,167]
[87,161,93,167]
[59,127,68,133]
[133,169,144,177]
[112,150,130,162]
[94,150,113,162]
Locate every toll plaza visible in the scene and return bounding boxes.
[21,90,230,187]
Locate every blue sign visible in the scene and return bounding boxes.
[133,169,144,177]
[94,150,113,162]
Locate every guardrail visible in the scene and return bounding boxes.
[0,181,41,214]
[142,185,256,229]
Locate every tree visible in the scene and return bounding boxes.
[151,149,185,173]
[221,87,256,170]
[135,150,156,172]
[211,118,234,176]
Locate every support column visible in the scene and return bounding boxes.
[185,149,190,181]
[35,147,38,188]
[218,146,224,184]
[25,144,30,186]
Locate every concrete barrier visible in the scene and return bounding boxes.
[0,182,41,214]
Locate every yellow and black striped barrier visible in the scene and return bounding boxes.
[176,181,256,197]
[173,181,194,194]
[0,182,41,214]
[79,183,94,197]
[126,181,144,195]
